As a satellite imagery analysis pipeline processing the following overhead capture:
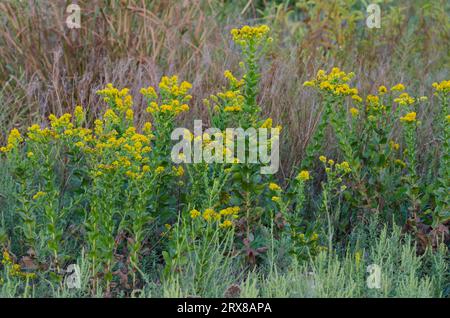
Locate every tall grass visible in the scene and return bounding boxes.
[158,224,448,298]
[4,222,440,298]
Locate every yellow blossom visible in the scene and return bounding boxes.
[350,107,359,117]
[220,220,233,228]
[155,166,165,174]
[391,83,405,92]
[400,112,417,123]
[32,191,46,200]
[378,86,388,94]
[190,209,201,219]
[230,25,270,43]
[432,80,450,93]
[261,118,273,128]
[296,170,310,181]
[203,208,217,221]
[269,183,281,191]
[351,95,363,103]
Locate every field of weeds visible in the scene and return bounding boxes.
[0,0,448,299]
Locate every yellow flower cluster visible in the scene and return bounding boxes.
[394,93,415,106]
[219,206,240,216]
[74,105,85,124]
[0,128,23,153]
[190,206,239,229]
[224,70,244,88]
[190,209,201,218]
[432,80,450,93]
[223,105,242,112]
[296,170,310,181]
[337,161,351,173]
[202,208,218,221]
[389,140,400,151]
[0,82,193,185]
[142,76,192,117]
[91,127,154,180]
[269,182,282,191]
[172,165,185,177]
[319,155,351,173]
[364,94,388,114]
[261,118,272,128]
[378,86,388,94]
[209,87,245,114]
[2,250,11,264]
[391,83,405,92]
[303,67,358,97]
[147,100,190,115]
[32,191,46,200]
[400,111,417,123]
[231,25,270,43]
[97,84,134,115]
[49,113,73,131]
[2,251,36,279]
[26,124,53,142]
[271,196,281,203]
[349,107,359,117]
[159,76,192,96]
[366,94,379,105]
[395,159,407,168]
[203,208,215,220]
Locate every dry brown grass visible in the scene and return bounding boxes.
[0,0,449,173]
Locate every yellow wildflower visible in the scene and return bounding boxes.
[190,209,201,219]
[355,251,362,266]
[395,159,406,168]
[32,191,46,200]
[389,141,400,151]
[220,220,233,228]
[338,161,351,173]
[230,25,270,43]
[432,80,450,93]
[269,183,281,191]
[203,208,216,221]
[391,83,405,92]
[378,86,388,94]
[351,95,363,103]
[126,109,134,121]
[350,107,359,117]
[296,170,310,181]
[261,118,273,128]
[271,196,281,203]
[400,112,417,123]
[224,106,242,112]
